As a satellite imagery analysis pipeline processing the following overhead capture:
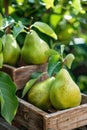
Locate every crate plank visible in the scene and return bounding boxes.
[14,98,47,130]
[14,94,87,130]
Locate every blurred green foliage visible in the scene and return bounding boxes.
[77,75,87,94]
[0,0,87,44]
[0,0,87,42]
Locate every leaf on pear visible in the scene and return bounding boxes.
[1,16,15,30]
[22,79,37,98]
[22,72,45,98]
[13,21,24,38]
[0,71,18,123]
[48,55,62,77]
[6,16,15,26]
[31,22,57,40]
[45,49,60,57]
[64,53,75,69]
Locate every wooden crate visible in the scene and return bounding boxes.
[0,117,20,130]
[0,63,47,90]
[14,94,87,130]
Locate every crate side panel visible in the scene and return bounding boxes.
[14,98,48,130]
[44,104,87,130]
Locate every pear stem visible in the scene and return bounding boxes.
[62,60,65,68]
[27,17,34,32]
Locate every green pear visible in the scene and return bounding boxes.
[27,77,55,111]
[50,68,81,110]
[2,34,20,66]
[21,30,50,65]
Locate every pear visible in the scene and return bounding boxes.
[27,77,55,111]
[50,68,81,110]
[2,34,20,66]
[21,30,50,65]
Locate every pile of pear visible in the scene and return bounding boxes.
[27,67,81,111]
[1,29,50,66]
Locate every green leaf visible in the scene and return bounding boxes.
[64,53,75,69]
[13,21,24,38]
[22,72,45,98]
[0,52,3,68]
[48,55,62,77]
[0,72,17,93]
[22,79,37,98]
[32,21,57,40]
[42,0,54,9]
[0,71,18,123]
[1,16,15,30]
[45,49,60,57]
[6,16,15,26]
[30,71,43,79]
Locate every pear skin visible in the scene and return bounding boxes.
[2,34,20,66]
[27,77,55,111]
[50,68,81,110]
[21,30,50,65]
